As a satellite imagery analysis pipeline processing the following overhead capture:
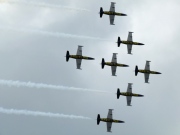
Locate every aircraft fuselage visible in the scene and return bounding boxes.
[103,11,126,16]
[120,92,143,97]
[121,40,144,45]
[100,118,124,123]
[70,55,94,60]
[138,69,161,74]
[105,62,129,67]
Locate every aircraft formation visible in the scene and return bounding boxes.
[65,2,162,132]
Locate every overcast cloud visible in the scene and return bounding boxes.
[0,0,180,135]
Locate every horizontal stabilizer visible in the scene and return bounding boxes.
[135,66,139,76]
[66,51,70,62]
[97,114,101,125]
[117,88,120,99]
[101,58,105,69]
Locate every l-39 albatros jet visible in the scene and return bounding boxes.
[97,109,124,132]
[117,83,144,106]
[117,32,144,54]
[135,61,161,83]
[101,53,129,76]
[66,46,94,69]
[99,2,127,25]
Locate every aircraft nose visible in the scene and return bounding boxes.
[121,13,127,16]
[138,94,144,97]
[88,57,95,60]
[139,43,145,45]
[156,72,162,74]
[123,64,129,67]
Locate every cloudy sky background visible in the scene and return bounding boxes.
[0,0,180,134]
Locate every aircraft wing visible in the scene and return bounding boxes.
[76,45,83,56]
[109,15,115,25]
[145,61,151,70]
[109,2,115,12]
[111,66,117,76]
[127,32,133,54]
[127,32,133,42]
[144,73,149,83]
[127,83,132,93]
[127,44,132,54]
[107,109,113,119]
[106,122,112,132]
[111,53,117,63]
[76,59,82,69]
[126,96,132,106]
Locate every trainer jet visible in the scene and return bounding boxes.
[116,83,144,106]
[101,53,129,76]
[117,32,144,54]
[66,45,94,69]
[99,2,127,25]
[97,109,124,132]
[135,61,161,83]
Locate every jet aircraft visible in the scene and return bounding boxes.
[97,109,124,132]
[99,2,127,25]
[116,83,144,106]
[135,61,161,83]
[117,32,144,54]
[101,53,129,76]
[66,45,94,69]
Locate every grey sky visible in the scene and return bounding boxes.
[0,0,180,135]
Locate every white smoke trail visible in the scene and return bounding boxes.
[0,0,90,12]
[0,79,111,93]
[0,26,108,41]
[0,107,91,120]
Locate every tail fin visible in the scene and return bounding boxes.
[66,51,70,62]
[117,88,120,99]
[101,58,105,69]
[135,66,139,76]
[100,7,103,18]
[117,37,121,47]
[97,114,101,125]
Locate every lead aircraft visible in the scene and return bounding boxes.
[99,2,127,25]
[117,32,144,54]
[66,46,94,69]
[117,83,144,106]
[97,109,124,132]
[101,53,129,76]
[135,61,161,83]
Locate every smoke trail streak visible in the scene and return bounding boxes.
[0,79,111,93]
[0,107,91,120]
[1,0,90,12]
[0,26,108,41]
